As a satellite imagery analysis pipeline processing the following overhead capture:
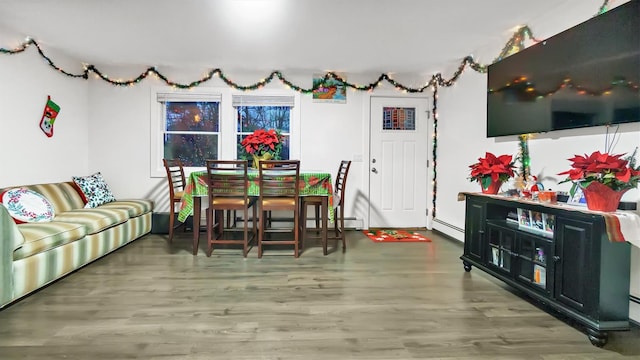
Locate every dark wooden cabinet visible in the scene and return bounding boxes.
[460,193,631,347]
[463,198,485,268]
[555,217,592,313]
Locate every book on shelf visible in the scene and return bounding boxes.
[516,208,554,237]
[517,208,531,228]
[530,210,544,231]
[506,211,519,225]
[542,213,555,235]
[534,264,546,287]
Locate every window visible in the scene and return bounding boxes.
[151,88,300,178]
[382,107,416,130]
[164,101,220,166]
[233,95,296,160]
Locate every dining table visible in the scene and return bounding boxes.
[178,169,334,255]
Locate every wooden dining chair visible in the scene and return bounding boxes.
[163,158,187,243]
[204,160,257,257]
[257,160,301,258]
[301,160,352,254]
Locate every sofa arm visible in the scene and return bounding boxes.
[1,205,23,307]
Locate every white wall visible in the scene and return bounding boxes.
[0,31,89,187]
[85,69,388,225]
[84,69,429,228]
[433,71,640,240]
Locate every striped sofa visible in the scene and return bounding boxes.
[0,182,153,309]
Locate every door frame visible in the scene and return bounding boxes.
[362,92,433,230]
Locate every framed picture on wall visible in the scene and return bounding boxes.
[312,74,347,103]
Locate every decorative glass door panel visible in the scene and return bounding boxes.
[486,224,515,273]
[516,233,552,295]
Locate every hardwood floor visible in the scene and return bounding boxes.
[0,230,638,359]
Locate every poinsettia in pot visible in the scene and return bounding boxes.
[558,149,640,212]
[469,152,517,194]
[239,128,284,168]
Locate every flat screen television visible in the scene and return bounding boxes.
[486,0,640,138]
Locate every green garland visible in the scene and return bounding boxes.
[431,85,439,218]
[518,134,531,181]
[0,1,613,90]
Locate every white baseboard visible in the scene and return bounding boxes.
[630,296,640,324]
[432,218,464,242]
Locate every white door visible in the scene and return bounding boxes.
[369,96,429,228]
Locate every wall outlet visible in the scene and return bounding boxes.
[353,154,363,162]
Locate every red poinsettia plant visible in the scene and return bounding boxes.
[558,149,640,194]
[240,129,284,158]
[468,152,517,188]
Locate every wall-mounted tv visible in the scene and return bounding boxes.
[486,0,640,138]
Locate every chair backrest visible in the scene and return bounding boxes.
[258,160,300,199]
[334,160,352,206]
[205,160,250,201]
[163,159,186,201]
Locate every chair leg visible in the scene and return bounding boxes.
[251,205,257,254]
[168,204,176,243]
[339,205,346,252]
[258,210,264,258]
[321,199,328,256]
[206,209,214,257]
[294,207,299,258]
[314,204,320,231]
[216,210,223,235]
[301,202,308,246]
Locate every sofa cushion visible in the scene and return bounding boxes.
[53,208,129,234]
[98,199,153,217]
[72,172,117,208]
[0,183,86,214]
[0,188,55,224]
[14,222,87,260]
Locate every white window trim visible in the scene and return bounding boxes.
[150,87,300,178]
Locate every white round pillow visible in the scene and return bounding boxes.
[0,188,55,224]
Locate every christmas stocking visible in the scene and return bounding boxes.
[40,96,60,137]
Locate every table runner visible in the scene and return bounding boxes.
[178,170,334,222]
[458,192,640,248]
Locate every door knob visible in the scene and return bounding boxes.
[371,168,378,173]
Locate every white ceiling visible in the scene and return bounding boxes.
[0,0,613,77]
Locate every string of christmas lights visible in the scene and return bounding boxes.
[518,134,531,184]
[431,85,439,218]
[0,0,612,90]
[597,0,614,15]
[0,35,532,91]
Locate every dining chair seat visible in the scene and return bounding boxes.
[262,198,297,207]
[212,198,247,206]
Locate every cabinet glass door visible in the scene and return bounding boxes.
[486,224,515,273]
[516,233,552,294]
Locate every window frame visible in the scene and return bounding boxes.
[150,87,300,178]
[233,94,297,161]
